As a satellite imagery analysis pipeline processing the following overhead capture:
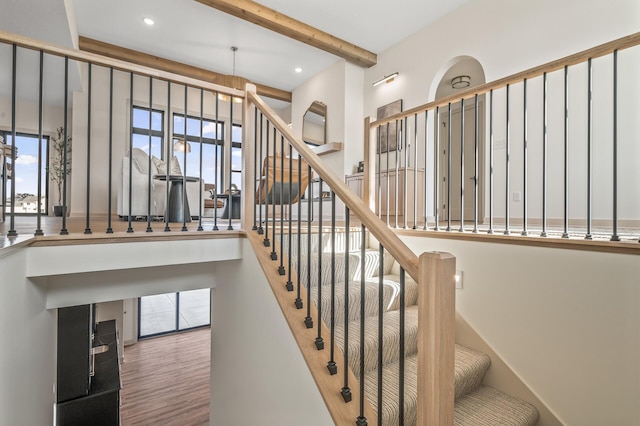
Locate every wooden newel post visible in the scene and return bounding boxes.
[417,251,456,426]
[242,83,257,231]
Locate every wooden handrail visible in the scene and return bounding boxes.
[0,30,243,97]
[247,90,420,282]
[370,31,640,128]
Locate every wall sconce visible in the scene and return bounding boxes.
[373,72,399,87]
[173,138,191,153]
[451,75,471,89]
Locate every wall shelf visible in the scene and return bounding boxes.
[310,142,342,156]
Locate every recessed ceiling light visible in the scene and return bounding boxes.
[294,67,302,73]
[143,18,155,26]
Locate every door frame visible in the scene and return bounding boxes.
[437,97,486,225]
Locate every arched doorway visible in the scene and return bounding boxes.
[433,57,486,225]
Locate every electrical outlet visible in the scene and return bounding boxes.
[455,270,463,289]
[513,191,522,202]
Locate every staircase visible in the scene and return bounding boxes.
[286,231,539,425]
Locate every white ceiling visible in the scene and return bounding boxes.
[1,0,471,99]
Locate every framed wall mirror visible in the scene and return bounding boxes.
[302,101,326,146]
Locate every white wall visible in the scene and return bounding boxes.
[362,0,640,224]
[401,235,640,425]
[0,249,56,426]
[292,59,349,178]
[209,240,333,425]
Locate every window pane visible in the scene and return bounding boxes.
[232,125,242,143]
[178,289,211,330]
[231,146,242,171]
[203,121,223,139]
[133,108,150,129]
[4,134,48,214]
[139,293,176,336]
[132,134,162,159]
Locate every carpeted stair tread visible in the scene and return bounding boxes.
[362,346,495,426]
[335,306,420,377]
[454,385,539,426]
[309,278,418,327]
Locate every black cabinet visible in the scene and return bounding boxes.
[57,305,94,403]
[57,311,120,426]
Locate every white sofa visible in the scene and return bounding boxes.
[117,148,202,219]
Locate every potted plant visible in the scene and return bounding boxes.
[47,126,72,216]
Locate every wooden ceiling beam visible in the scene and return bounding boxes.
[195,0,377,67]
[78,36,292,103]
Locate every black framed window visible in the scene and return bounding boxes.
[1,131,49,215]
[173,113,224,188]
[138,289,211,338]
[132,106,164,159]
[231,124,242,189]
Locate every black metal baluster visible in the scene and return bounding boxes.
[413,113,418,229]
[315,185,324,350]
[286,144,294,291]
[145,76,153,233]
[257,112,263,234]
[126,72,134,233]
[377,126,382,220]
[505,84,511,236]
[435,106,440,231]
[446,103,452,232]
[85,62,94,235]
[295,155,303,309]
[252,107,258,231]
[327,190,337,374]
[423,110,429,230]
[263,121,270,246]
[278,135,285,274]
[164,82,172,232]
[356,224,367,426]
[398,267,406,426]
[182,85,188,232]
[377,244,384,426]
[267,124,278,260]
[106,67,114,234]
[489,90,494,234]
[541,74,548,237]
[34,50,44,236]
[586,58,593,240]
[341,207,352,404]
[395,119,400,229]
[562,66,569,238]
[386,123,390,227]
[473,95,479,233]
[213,91,220,231]
[611,50,620,242]
[459,98,465,232]
[522,79,528,236]
[403,116,408,229]
[305,166,313,329]
[7,44,17,237]
[270,127,277,258]
[227,95,234,231]
[197,88,204,231]
[60,56,70,235]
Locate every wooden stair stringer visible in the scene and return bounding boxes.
[246,231,378,425]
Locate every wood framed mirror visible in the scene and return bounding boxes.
[302,101,326,146]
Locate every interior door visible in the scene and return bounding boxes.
[438,100,484,223]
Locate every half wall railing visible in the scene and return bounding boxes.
[365,32,640,243]
[0,30,243,237]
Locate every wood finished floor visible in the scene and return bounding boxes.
[120,328,211,426]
